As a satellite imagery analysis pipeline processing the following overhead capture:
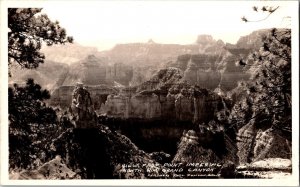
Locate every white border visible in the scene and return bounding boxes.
[0,0,299,186]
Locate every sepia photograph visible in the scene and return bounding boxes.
[0,0,299,186]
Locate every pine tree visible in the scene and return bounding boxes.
[231,28,291,135]
[8,8,73,75]
[8,8,73,170]
[9,79,58,169]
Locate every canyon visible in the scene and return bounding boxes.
[9,29,267,93]
[36,30,267,110]
[8,29,292,179]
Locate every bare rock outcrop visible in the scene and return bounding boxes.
[50,124,171,179]
[172,130,220,164]
[49,88,169,179]
[62,55,107,86]
[70,83,97,128]
[9,156,77,180]
[50,84,118,109]
[172,129,238,178]
[236,121,291,165]
[236,121,257,164]
[103,68,228,122]
[253,128,291,162]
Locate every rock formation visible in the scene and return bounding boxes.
[41,43,99,65]
[149,152,172,164]
[50,84,118,109]
[10,30,270,98]
[55,55,132,87]
[50,124,171,179]
[49,86,171,179]
[104,42,199,67]
[236,120,291,165]
[8,29,292,179]
[9,156,77,180]
[172,129,238,178]
[70,83,97,128]
[196,35,216,46]
[103,68,229,123]
[253,129,291,161]
[62,55,107,86]
[166,52,251,91]
[172,130,221,164]
[9,61,69,91]
[105,63,133,86]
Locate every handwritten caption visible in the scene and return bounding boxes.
[118,162,223,178]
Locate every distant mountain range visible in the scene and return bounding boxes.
[9,29,269,92]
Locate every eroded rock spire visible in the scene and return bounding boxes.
[71,82,96,128]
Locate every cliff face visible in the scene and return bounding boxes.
[172,130,221,164]
[49,55,134,107]
[172,129,238,178]
[104,42,199,67]
[49,125,169,179]
[41,43,99,65]
[167,53,251,91]
[106,63,133,86]
[105,94,162,119]
[59,55,133,87]
[101,35,227,89]
[50,85,119,108]
[220,55,251,91]
[235,29,268,50]
[9,156,77,179]
[136,67,183,92]
[103,68,227,123]
[196,35,226,55]
[164,30,270,91]
[9,54,133,96]
[10,30,268,94]
[174,54,222,90]
[236,120,291,165]
[224,29,268,56]
[50,88,168,179]
[61,55,107,86]
[9,61,69,91]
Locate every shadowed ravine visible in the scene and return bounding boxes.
[99,118,194,156]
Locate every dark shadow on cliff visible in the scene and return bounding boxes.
[73,128,114,179]
[51,123,173,179]
[99,117,196,156]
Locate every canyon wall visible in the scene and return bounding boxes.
[103,68,227,123]
[236,120,291,165]
[167,53,251,91]
[50,85,118,108]
[10,30,269,94]
[60,55,133,87]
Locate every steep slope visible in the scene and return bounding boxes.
[9,61,69,91]
[101,35,226,87]
[103,41,199,67]
[11,30,269,93]
[41,43,100,65]
[135,67,184,92]
[51,125,170,179]
[165,30,271,91]
[61,55,107,86]
[236,120,291,165]
[104,67,230,123]
[9,156,77,179]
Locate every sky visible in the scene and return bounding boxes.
[39,1,294,51]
